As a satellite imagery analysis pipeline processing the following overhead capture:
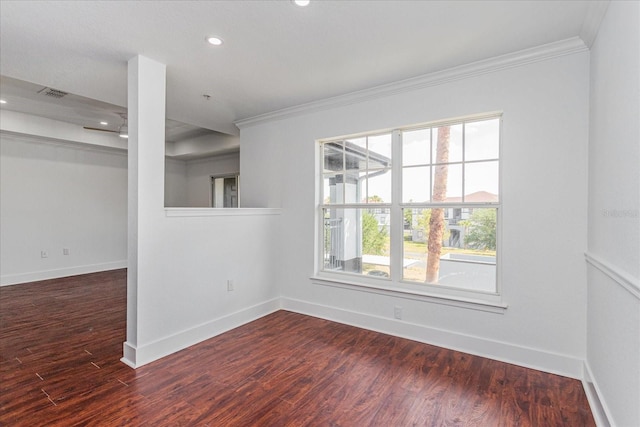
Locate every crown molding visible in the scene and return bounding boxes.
[579,1,610,48]
[235,37,588,129]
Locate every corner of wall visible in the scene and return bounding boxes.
[582,360,612,427]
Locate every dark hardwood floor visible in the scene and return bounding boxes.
[0,270,595,426]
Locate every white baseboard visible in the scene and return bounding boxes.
[582,361,613,427]
[0,260,128,286]
[281,297,584,379]
[120,298,282,368]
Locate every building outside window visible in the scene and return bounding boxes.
[319,114,501,297]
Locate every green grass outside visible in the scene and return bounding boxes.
[403,238,495,257]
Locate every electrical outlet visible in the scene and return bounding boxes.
[40,250,48,258]
[394,306,402,320]
[63,248,70,255]
[227,280,234,292]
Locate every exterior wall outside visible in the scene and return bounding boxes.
[240,49,590,378]
[586,1,640,426]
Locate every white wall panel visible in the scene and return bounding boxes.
[586,1,640,426]
[186,153,239,207]
[0,133,127,285]
[240,51,590,377]
[164,158,187,207]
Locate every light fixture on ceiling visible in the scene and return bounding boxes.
[206,36,223,46]
[0,99,6,104]
[83,113,127,138]
[293,0,310,6]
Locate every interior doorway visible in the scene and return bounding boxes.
[211,174,239,207]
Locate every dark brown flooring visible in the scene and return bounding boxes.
[0,270,595,426]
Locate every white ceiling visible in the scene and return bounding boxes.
[0,75,216,143]
[0,0,604,137]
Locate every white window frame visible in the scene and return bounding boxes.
[313,113,506,312]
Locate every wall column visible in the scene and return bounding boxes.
[122,55,166,368]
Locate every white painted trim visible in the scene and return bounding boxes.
[165,207,281,217]
[580,1,610,48]
[0,129,127,156]
[585,252,640,300]
[185,150,240,166]
[311,276,507,314]
[0,260,127,286]
[121,298,281,368]
[235,37,587,128]
[583,361,613,427]
[121,342,138,369]
[281,297,583,379]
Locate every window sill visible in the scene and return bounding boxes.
[165,207,281,217]
[310,274,507,314]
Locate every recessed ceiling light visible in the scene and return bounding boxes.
[0,99,6,104]
[100,121,108,126]
[206,36,223,46]
[293,0,310,6]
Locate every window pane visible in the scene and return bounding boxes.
[465,118,500,161]
[321,115,499,296]
[432,124,462,164]
[432,163,462,202]
[368,134,392,168]
[346,136,367,150]
[367,169,392,203]
[402,207,496,292]
[345,139,367,170]
[343,170,363,204]
[323,141,343,172]
[402,129,430,166]
[403,166,430,203]
[403,208,430,282]
[323,208,390,277]
[323,173,343,204]
[464,161,499,201]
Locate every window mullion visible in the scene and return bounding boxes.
[390,130,403,283]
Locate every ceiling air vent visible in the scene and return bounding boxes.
[37,87,68,99]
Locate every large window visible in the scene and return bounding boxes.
[319,114,500,297]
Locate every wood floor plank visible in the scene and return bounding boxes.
[0,270,596,426]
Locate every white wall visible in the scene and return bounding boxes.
[123,56,280,368]
[125,208,281,366]
[186,153,239,207]
[164,152,239,207]
[164,157,187,207]
[240,46,590,378]
[0,133,127,285]
[0,110,128,152]
[586,2,640,426]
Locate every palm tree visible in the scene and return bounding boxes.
[426,126,450,283]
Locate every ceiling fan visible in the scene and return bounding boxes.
[83,113,128,138]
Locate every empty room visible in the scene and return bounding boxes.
[1,1,638,426]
